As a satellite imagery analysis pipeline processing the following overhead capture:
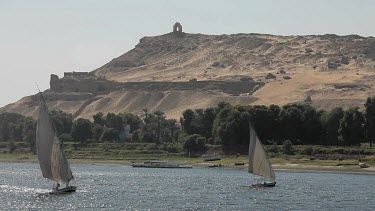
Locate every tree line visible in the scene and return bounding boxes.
[182,97,375,148]
[1,97,375,154]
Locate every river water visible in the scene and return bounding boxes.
[0,162,374,210]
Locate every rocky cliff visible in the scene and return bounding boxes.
[2,31,375,119]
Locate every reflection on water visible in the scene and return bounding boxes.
[0,162,374,210]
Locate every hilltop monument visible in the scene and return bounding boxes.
[173,22,182,33]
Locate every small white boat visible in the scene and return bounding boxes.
[359,163,370,168]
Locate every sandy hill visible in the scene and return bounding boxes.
[2,30,375,119]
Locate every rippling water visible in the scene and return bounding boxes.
[0,162,374,210]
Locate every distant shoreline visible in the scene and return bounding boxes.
[272,164,375,175]
[1,157,374,175]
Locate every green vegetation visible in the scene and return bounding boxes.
[182,134,207,154]
[0,113,36,153]
[364,96,375,147]
[2,97,375,166]
[282,140,294,155]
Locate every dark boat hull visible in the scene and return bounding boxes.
[203,157,221,161]
[251,181,276,187]
[208,164,224,168]
[50,186,77,194]
[234,162,245,166]
[359,163,370,168]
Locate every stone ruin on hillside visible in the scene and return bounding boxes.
[63,71,94,77]
[49,73,121,94]
[173,22,182,33]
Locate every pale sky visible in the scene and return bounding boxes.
[1,0,374,107]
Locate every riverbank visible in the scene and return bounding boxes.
[1,154,374,175]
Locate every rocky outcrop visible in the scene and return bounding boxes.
[265,73,276,79]
[93,32,375,82]
[364,41,375,60]
[328,62,340,69]
[341,56,350,65]
[3,31,375,119]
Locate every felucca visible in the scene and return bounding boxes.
[36,91,77,194]
[248,123,276,187]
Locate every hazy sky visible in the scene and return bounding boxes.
[1,0,375,107]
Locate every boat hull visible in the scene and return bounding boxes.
[234,162,245,166]
[208,164,224,168]
[50,186,77,194]
[251,181,276,187]
[359,163,370,168]
[131,164,192,169]
[203,157,221,161]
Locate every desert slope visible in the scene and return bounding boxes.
[2,31,375,119]
[94,32,375,83]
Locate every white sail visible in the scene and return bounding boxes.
[248,124,276,181]
[36,99,73,183]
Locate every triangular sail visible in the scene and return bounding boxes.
[36,97,73,183]
[248,124,276,181]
